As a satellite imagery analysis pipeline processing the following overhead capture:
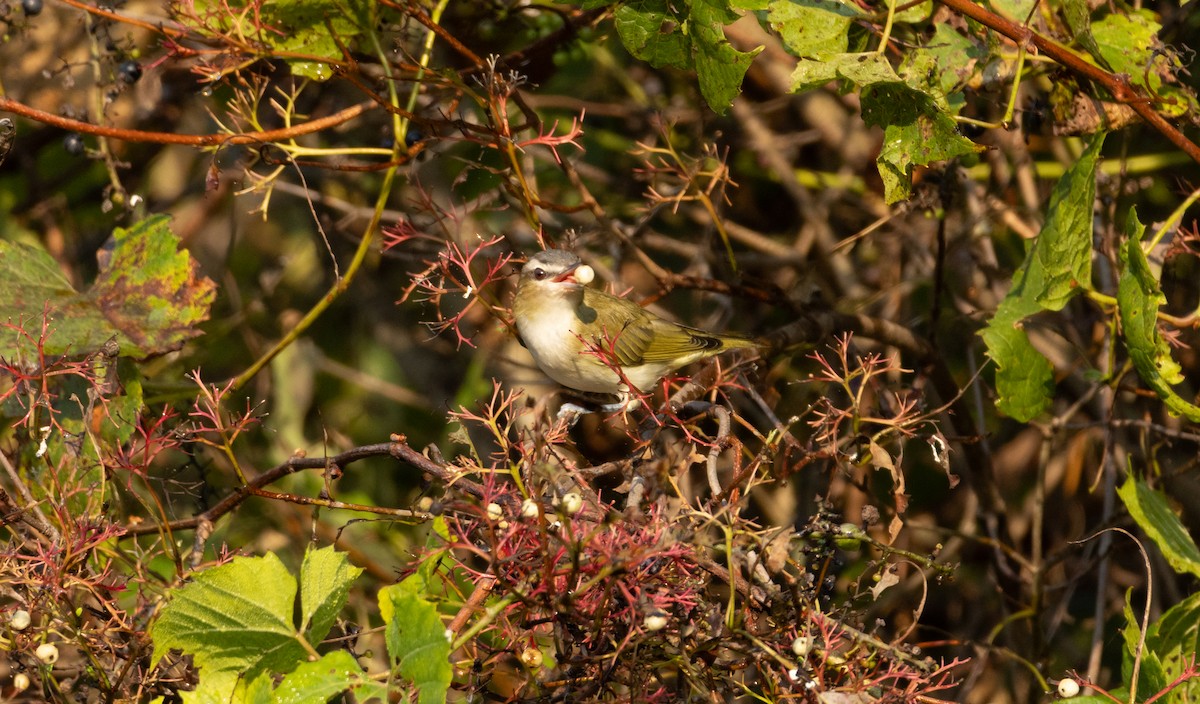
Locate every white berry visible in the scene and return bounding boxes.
[10,609,31,631]
[1057,678,1080,698]
[521,498,540,519]
[36,642,59,665]
[12,673,30,692]
[791,635,813,657]
[574,265,594,285]
[486,502,504,521]
[560,492,583,515]
[643,611,669,631]
[519,647,543,669]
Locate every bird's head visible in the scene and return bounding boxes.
[518,250,594,299]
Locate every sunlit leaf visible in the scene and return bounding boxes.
[0,215,215,360]
[1117,209,1200,421]
[980,134,1105,420]
[380,576,453,704]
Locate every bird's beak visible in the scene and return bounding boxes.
[553,263,581,283]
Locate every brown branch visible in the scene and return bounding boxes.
[382,0,484,68]
[56,0,192,39]
[119,437,487,538]
[935,0,1200,164]
[0,97,372,146]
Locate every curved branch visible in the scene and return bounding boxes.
[0,97,372,146]
[119,437,487,538]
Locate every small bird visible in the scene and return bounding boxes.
[512,250,759,396]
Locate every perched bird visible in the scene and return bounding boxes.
[512,250,759,396]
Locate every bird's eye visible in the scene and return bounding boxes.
[533,268,547,280]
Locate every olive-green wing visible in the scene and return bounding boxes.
[580,289,740,366]
[579,290,655,366]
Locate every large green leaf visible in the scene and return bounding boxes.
[691,0,763,113]
[1120,592,1169,702]
[1032,140,1103,311]
[1089,590,1200,703]
[151,547,364,703]
[0,215,215,360]
[1116,210,1200,421]
[899,24,984,114]
[615,0,690,69]
[1091,11,1198,118]
[979,134,1105,420]
[1117,476,1200,579]
[1150,592,1200,698]
[151,553,307,701]
[790,52,899,92]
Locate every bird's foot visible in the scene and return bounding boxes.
[555,402,591,426]
[599,396,641,414]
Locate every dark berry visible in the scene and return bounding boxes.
[117,60,142,84]
[22,0,43,16]
[404,127,424,148]
[64,133,85,155]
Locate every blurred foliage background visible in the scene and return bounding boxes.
[2,0,1200,701]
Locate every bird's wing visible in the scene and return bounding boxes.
[581,289,726,366]
[580,290,655,366]
[638,321,726,363]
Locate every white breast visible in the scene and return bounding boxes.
[516,300,623,394]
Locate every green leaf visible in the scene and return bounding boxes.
[884,0,931,23]
[150,554,307,701]
[691,5,763,114]
[1090,11,1161,93]
[1151,592,1200,698]
[380,577,453,704]
[615,1,690,70]
[1120,591,1168,702]
[987,0,1035,23]
[151,549,366,703]
[273,651,383,704]
[979,134,1105,420]
[260,0,372,81]
[300,546,363,644]
[788,51,983,202]
[1117,210,1200,421]
[1033,135,1104,309]
[768,0,860,58]
[790,52,899,93]
[1087,12,1197,118]
[863,83,984,203]
[613,0,760,114]
[899,24,985,112]
[243,673,275,704]
[978,288,1055,421]
[0,215,216,360]
[1061,0,1104,68]
[1117,476,1200,579]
